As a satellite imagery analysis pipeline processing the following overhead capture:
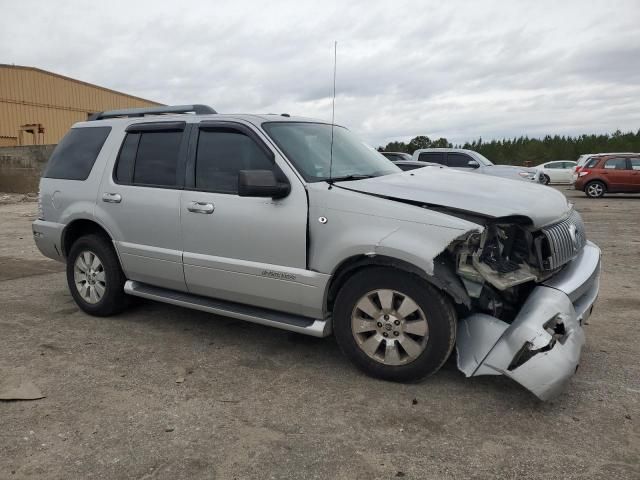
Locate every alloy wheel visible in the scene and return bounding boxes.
[74,250,106,304]
[351,289,429,365]
[587,183,604,198]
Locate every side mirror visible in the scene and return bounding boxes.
[467,160,480,169]
[238,170,290,199]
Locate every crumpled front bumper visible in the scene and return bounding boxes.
[457,241,601,401]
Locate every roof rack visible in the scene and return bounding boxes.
[88,104,216,121]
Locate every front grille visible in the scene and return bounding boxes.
[540,209,587,270]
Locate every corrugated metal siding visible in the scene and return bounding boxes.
[0,65,163,144]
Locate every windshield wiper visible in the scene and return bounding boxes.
[326,174,376,183]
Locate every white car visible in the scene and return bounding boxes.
[536,160,577,185]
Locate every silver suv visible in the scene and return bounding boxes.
[33,105,601,400]
[413,148,541,182]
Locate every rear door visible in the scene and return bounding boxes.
[628,157,640,191]
[180,121,321,317]
[96,121,189,291]
[601,157,632,192]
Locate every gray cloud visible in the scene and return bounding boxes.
[1,0,638,147]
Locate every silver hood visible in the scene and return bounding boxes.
[479,164,538,181]
[335,167,570,227]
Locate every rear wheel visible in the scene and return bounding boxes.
[333,267,457,382]
[66,234,129,316]
[585,180,606,198]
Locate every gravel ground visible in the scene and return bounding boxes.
[0,186,638,479]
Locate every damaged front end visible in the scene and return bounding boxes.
[449,209,600,400]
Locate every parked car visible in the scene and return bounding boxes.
[574,153,640,198]
[535,160,577,184]
[33,104,601,400]
[572,152,634,184]
[413,148,540,183]
[392,160,443,171]
[381,151,413,162]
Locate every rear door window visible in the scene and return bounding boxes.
[133,132,183,186]
[43,127,111,180]
[114,123,186,188]
[629,158,640,170]
[417,152,446,165]
[604,158,627,170]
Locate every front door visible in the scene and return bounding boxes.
[180,121,325,318]
[629,157,640,191]
[546,162,562,182]
[447,152,476,170]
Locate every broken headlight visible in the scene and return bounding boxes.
[479,224,530,273]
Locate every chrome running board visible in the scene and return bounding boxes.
[124,280,331,337]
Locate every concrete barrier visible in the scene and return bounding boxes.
[0,145,55,193]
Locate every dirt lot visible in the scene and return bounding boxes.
[0,186,638,479]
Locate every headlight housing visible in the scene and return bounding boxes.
[518,171,536,180]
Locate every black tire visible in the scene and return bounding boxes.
[66,234,129,316]
[333,267,457,382]
[542,174,550,185]
[584,180,606,198]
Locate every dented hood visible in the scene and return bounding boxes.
[336,168,570,227]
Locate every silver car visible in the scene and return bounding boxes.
[413,148,540,182]
[33,104,600,400]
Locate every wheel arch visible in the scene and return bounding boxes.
[584,178,608,195]
[324,253,470,317]
[61,218,116,258]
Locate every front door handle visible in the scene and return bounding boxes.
[102,193,122,203]
[187,201,215,214]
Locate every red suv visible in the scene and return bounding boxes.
[575,153,640,198]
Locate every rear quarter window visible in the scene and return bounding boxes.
[584,158,600,168]
[43,127,111,180]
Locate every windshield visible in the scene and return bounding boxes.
[263,122,400,182]
[472,151,494,166]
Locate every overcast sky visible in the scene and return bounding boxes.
[1,0,639,146]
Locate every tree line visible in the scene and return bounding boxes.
[378,129,640,166]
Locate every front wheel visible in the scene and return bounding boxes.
[333,268,457,382]
[66,234,129,316]
[585,180,606,198]
[542,174,550,185]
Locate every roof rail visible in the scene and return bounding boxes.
[88,104,216,121]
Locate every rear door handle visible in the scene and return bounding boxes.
[187,201,215,214]
[102,193,122,203]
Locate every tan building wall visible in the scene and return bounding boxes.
[0,65,163,146]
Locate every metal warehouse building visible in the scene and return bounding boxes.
[0,64,162,146]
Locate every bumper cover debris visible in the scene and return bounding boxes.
[456,241,601,400]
